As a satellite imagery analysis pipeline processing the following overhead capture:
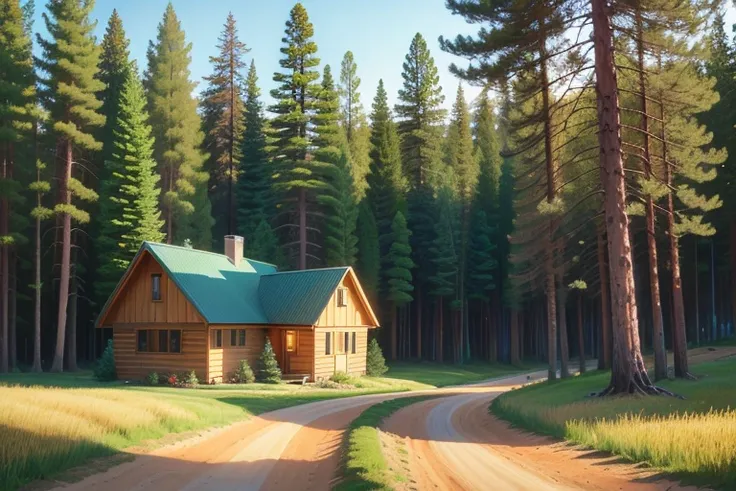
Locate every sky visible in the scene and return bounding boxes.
[31,0,486,115]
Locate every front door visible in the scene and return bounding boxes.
[283,330,297,373]
[334,330,348,374]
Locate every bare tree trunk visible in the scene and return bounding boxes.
[510,308,520,366]
[437,299,444,362]
[730,219,736,332]
[32,211,42,373]
[596,228,612,369]
[545,253,558,381]
[298,188,307,270]
[51,140,73,373]
[66,269,78,371]
[416,288,422,359]
[0,143,8,373]
[9,253,16,369]
[664,130,690,378]
[391,302,397,361]
[577,292,586,373]
[591,0,662,395]
[635,12,667,381]
[558,280,570,378]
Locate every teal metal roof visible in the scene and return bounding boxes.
[97,242,360,327]
[145,242,277,324]
[258,268,349,325]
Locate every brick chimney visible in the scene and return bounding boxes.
[224,235,244,268]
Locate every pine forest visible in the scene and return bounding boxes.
[2,0,736,394]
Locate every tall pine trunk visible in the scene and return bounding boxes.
[391,302,397,360]
[636,12,667,381]
[437,299,444,362]
[298,188,307,270]
[51,140,73,373]
[32,209,42,373]
[730,219,736,332]
[9,254,16,369]
[416,287,422,359]
[510,308,520,365]
[664,124,690,378]
[0,143,8,373]
[577,293,586,373]
[596,228,612,369]
[557,281,570,378]
[591,0,656,394]
[66,268,79,371]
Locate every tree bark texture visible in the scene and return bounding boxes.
[577,293,586,373]
[557,281,570,378]
[597,228,612,369]
[591,0,659,395]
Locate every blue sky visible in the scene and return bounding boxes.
[32,0,485,114]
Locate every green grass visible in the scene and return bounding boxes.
[336,396,438,490]
[385,360,539,387]
[491,356,736,489]
[0,371,427,491]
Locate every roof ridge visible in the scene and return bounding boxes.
[263,266,350,277]
[245,257,278,268]
[144,241,229,258]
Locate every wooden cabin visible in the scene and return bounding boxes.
[96,236,379,383]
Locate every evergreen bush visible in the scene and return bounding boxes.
[93,340,116,381]
[233,359,255,384]
[258,339,282,383]
[146,372,159,385]
[366,338,388,376]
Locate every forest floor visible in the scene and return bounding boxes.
[0,361,526,491]
[492,345,736,490]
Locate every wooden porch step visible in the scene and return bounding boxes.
[282,373,310,384]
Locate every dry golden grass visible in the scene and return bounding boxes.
[492,356,736,489]
[567,408,736,478]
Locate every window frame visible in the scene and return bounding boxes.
[211,329,222,349]
[337,287,348,307]
[325,332,332,355]
[151,274,162,302]
[351,332,357,354]
[135,329,182,354]
[285,330,297,353]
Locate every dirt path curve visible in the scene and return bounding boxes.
[382,373,711,491]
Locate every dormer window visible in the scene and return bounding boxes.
[151,274,162,301]
[337,287,348,307]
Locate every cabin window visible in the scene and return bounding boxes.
[351,332,357,354]
[211,329,222,348]
[344,332,350,354]
[169,330,182,353]
[158,330,169,353]
[337,287,348,307]
[151,274,162,301]
[325,332,332,355]
[136,329,181,354]
[286,330,297,353]
[137,330,148,352]
[230,329,246,347]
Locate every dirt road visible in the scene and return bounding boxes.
[49,348,735,491]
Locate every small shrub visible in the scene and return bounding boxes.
[182,370,199,388]
[258,339,281,383]
[330,371,351,384]
[366,338,388,377]
[167,373,178,386]
[315,378,353,389]
[233,359,255,384]
[93,339,116,381]
[146,372,159,386]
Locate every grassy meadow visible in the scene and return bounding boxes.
[492,355,736,489]
[335,396,437,491]
[0,371,431,491]
[385,360,539,387]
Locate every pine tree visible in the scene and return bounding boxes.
[0,0,35,373]
[146,3,209,245]
[446,85,478,202]
[258,338,281,383]
[269,3,322,269]
[366,338,388,376]
[339,51,370,199]
[356,201,380,300]
[385,211,414,360]
[96,69,165,305]
[29,159,53,373]
[321,151,359,267]
[466,209,497,357]
[430,187,461,362]
[367,80,407,290]
[176,183,214,250]
[473,91,503,220]
[97,9,131,180]
[247,218,286,268]
[395,33,446,189]
[201,12,249,241]
[237,61,272,239]
[37,0,105,372]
